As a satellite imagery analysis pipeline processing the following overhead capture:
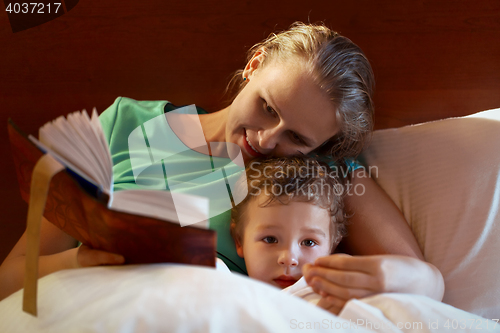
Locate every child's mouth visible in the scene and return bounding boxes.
[274,275,298,288]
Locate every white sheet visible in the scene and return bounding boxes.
[0,265,498,333]
[0,265,371,333]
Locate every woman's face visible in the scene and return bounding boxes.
[226,55,339,163]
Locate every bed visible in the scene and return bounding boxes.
[1,0,499,332]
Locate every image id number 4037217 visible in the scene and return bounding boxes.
[5,2,62,14]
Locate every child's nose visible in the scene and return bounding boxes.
[278,249,298,267]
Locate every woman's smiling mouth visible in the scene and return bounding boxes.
[243,130,265,157]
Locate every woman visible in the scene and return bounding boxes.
[0,23,444,313]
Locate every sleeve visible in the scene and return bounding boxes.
[99,97,170,190]
[344,157,364,172]
[99,98,248,274]
[325,157,365,177]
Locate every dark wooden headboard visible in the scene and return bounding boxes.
[1,0,499,262]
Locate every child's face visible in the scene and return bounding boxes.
[235,195,332,289]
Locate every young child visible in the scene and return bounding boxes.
[230,156,347,292]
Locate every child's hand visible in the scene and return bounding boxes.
[303,254,444,313]
[76,244,125,268]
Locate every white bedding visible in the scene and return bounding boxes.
[1,108,499,332]
[0,264,498,333]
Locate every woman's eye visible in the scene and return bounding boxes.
[302,239,317,247]
[263,100,278,117]
[290,132,303,144]
[262,236,277,244]
[267,105,277,115]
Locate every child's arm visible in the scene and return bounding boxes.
[303,254,445,315]
[0,216,124,301]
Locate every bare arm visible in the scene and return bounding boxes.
[340,170,423,259]
[0,217,124,301]
[303,170,444,314]
[304,254,444,314]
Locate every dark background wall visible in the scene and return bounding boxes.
[1,0,499,263]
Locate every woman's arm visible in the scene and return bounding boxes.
[340,170,423,259]
[303,171,444,314]
[303,254,444,314]
[0,217,124,301]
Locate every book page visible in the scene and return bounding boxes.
[65,112,108,186]
[111,190,209,229]
[89,108,113,187]
[67,112,106,180]
[28,136,101,190]
[38,110,112,193]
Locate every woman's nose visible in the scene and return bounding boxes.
[278,248,299,267]
[258,128,280,151]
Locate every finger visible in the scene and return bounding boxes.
[308,276,375,301]
[302,263,313,276]
[304,265,380,290]
[78,246,125,267]
[317,297,344,315]
[314,254,380,275]
[317,294,347,310]
[80,250,125,267]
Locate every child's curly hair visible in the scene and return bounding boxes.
[230,155,348,249]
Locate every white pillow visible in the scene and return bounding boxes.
[360,108,500,319]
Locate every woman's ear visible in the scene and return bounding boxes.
[242,48,266,80]
[230,222,244,258]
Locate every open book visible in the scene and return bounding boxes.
[8,110,216,267]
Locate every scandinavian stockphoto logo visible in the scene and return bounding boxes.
[4,0,79,33]
[127,105,248,227]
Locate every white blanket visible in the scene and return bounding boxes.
[0,265,498,332]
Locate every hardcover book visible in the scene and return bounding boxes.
[8,111,216,267]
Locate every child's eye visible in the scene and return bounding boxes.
[262,236,277,244]
[301,239,317,247]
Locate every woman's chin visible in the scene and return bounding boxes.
[241,153,255,165]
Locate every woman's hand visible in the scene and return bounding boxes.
[0,217,125,301]
[76,244,125,268]
[303,254,445,315]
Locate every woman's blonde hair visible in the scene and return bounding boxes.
[227,22,374,163]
